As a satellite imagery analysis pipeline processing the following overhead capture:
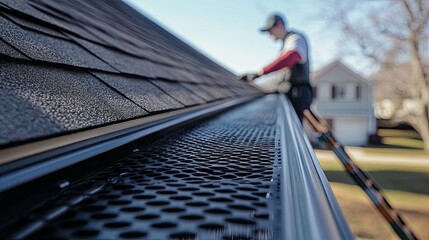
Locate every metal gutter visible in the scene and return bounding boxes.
[0,95,259,192]
[278,94,354,240]
[1,94,354,239]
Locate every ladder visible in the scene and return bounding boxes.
[304,109,418,240]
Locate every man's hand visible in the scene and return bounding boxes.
[239,73,260,82]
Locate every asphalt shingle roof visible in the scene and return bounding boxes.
[0,61,148,145]
[0,38,28,59]
[91,72,184,112]
[0,0,261,147]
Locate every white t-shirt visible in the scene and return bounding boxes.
[282,32,308,64]
[274,32,308,92]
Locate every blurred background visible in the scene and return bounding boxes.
[126,0,428,239]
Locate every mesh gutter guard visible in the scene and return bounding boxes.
[0,94,353,240]
[0,96,256,192]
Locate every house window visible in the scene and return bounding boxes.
[332,85,346,100]
[356,85,361,100]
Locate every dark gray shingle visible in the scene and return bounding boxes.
[92,72,184,112]
[180,83,217,102]
[1,12,69,40]
[0,39,28,59]
[70,35,183,80]
[0,15,115,71]
[150,80,206,107]
[0,61,147,145]
[0,0,262,148]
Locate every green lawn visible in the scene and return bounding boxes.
[328,182,429,240]
[315,129,429,239]
[377,129,424,149]
[318,157,429,239]
[319,159,429,201]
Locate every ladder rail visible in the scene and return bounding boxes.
[304,109,418,240]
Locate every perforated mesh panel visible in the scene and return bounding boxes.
[11,97,282,240]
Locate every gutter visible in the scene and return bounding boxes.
[0,95,259,192]
[0,93,353,240]
[278,94,354,240]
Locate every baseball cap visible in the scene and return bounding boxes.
[259,14,284,32]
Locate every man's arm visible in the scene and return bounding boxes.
[242,51,300,81]
[260,50,301,75]
[242,33,306,81]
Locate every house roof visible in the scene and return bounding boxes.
[0,0,261,147]
[311,60,371,85]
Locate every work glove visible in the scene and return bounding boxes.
[240,73,260,82]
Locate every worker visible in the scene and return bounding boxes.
[241,14,312,122]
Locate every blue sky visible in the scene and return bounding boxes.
[124,0,344,75]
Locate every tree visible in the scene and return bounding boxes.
[322,0,429,149]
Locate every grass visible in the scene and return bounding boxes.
[320,155,429,172]
[351,147,428,157]
[319,159,429,195]
[381,137,425,149]
[316,129,429,239]
[329,183,429,239]
[377,129,424,149]
[377,129,421,139]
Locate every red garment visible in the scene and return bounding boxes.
[262,50,301,75]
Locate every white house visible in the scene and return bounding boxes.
[311,61,376,146]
